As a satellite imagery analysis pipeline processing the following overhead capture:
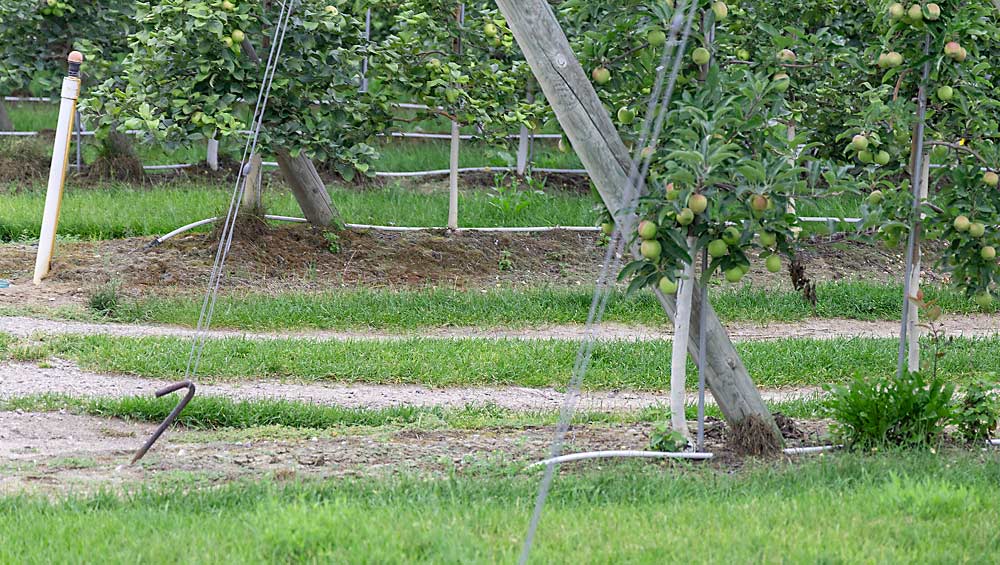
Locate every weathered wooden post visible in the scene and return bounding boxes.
[495,0,780,443]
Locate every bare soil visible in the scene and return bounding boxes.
[0,410,829,496]
[0,226,938,312]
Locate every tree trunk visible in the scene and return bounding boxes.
[907,155,930,373]
[0,99,13,131]
[275,148,339,227]
[241,153,264,214]
[496,0,781,445]
[91,128,144,181]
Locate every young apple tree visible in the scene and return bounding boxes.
[851,1,999,372]
[91,0,394,225]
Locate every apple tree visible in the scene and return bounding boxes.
[90,0,395,225]
[377,1,541,148]
[847,1,999,370]
[589,1,807,437]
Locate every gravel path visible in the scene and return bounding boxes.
[0,360,821,413]
[3,315,999,342]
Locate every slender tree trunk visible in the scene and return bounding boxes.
[0,99,12,131]
[671,236,697,439]
[91,128,144,180]
[275,148,340,227]
[907,155,930,373]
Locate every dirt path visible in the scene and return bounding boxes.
[0,360,822,412]
[0,410,827,495]
[3,315,999,343]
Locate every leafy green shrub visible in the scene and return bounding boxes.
[826,372,954,449]
[648,422,687,452]
[953,381,999,444]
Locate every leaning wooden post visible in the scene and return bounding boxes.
[495,0,780,442]
[33,52,83,285]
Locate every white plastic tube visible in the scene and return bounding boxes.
[33,54,82,285]
[528,450,714,468]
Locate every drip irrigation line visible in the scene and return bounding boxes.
[519,2,700,562]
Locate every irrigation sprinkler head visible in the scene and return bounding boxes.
[67,51,84,78]
[130,380,196,465]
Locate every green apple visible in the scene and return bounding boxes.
[850,134,869,151]
[926,3,941,20]
[708,239,729,258]
[937,85,954,101]
[231,29,245,43]
[759,231,777,247]
[722,226,741,246]
[641,240,662,261]
[766,255,782,273]
[970,223,986,238]
[688,194,708,214]
[222,0,235,10]
[750,194,769,213]
[324,5,338,15]
[984,171,999,187]
[712,1,729,19]
[982,246,997,260]
[867,190,884,206]
[223,36,233,47]
[907,4,923,21]
[772,72,790,92]
[875,151,891,166]
[724,266,745,283]
[484,23,498,37]
[638,220,658,240]
[737,48,750,60]
[777,49,796,63]
[885,52,903,67]
[954,215,971,232]
[617,107,636,125]
[858,150,873,164]
[601,222,615,236]
[647,29,667,47]
[888,2,905,19]
[658,276,678,295]
[676,208,695,226]
[592,67,611,85]
[692,47,711,66]
[944,42,963,59]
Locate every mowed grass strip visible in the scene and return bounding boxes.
[111,281,995,331]
[1,453,999,563]
[37,334,1000,390]
[0,182,597,242]
[0,394,827,431]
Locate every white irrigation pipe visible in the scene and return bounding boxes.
[782,445,840,455]
[527,450,714,468]
[989,439,1000,446]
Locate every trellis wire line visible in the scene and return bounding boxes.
[518,2,700,562]
[184,0,296,380]
[896,35,931,379]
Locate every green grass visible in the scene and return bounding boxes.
[0,182,599,241]
[34,333,1000,390]
[2,452,999,563]
[0,394,826,432]
[107,281,994,331]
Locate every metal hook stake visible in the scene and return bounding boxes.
[130,380,196,465]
